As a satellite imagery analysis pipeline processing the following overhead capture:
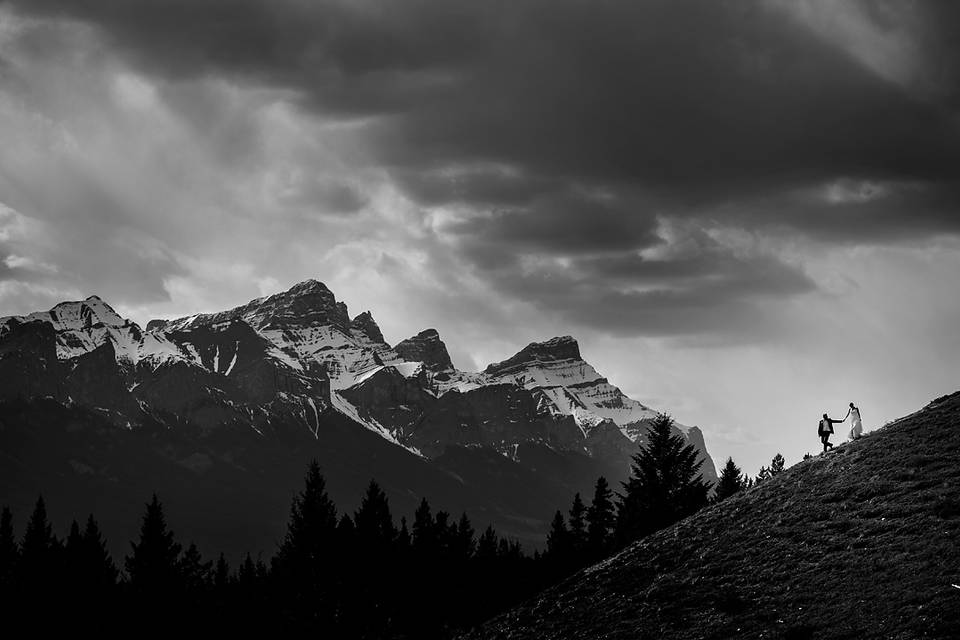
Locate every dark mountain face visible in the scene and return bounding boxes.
[484,335,582,376]
[393,328,454,371]
[0,279,717,556]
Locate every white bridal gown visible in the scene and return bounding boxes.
[849,407,863,439]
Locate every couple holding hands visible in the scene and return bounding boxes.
[818,402,863,452]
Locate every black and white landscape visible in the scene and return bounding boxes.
[0,279,714,556]
[2,0,960,637]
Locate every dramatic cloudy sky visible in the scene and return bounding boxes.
[1,0,958,474]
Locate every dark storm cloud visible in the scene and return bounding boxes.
[451,220,817,336]
[5,0,958,230]
[447,190,662,256]
[5,0,958,335]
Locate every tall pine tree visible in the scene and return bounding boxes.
[353,480,397,551]
[272,460,339,629]
[275,461,338,569]
[615,414,710,545]
[586,477,615,558]
[546,510,569,558]
[713,457,747,502]
[567,493,587,557]
[82,514,118,590]
[125,494,183,597]
[476,525,499,563]
[18,496,59,593]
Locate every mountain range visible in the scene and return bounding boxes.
[0,279,715,557]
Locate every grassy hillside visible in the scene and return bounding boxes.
[466,392,960,639]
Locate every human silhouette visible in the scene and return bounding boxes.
[818,413,843,452]
[846,402,863,440]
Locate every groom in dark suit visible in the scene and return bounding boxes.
[819,413,843,452]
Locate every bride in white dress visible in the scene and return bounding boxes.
[846,402,863,440]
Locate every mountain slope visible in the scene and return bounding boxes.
[466,392,960,640]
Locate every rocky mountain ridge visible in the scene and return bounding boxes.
[0,278,717,552]
[1,278,714,482]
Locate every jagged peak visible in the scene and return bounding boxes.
[350,310,387,345]
[394,327,453,371]
[286,278,333,295]
[40,295,130,329]
[484,335,582,375]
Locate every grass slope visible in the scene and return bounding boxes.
[467,392,960,640]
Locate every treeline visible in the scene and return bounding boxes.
[541,414,788,577]
[0,468,544,636]
[0,413,786,636]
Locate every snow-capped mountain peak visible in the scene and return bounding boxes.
[1,279,717,483]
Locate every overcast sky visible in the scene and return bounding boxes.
[1,0,958,475]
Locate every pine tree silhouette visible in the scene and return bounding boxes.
[179,542,212,594]
[354,480,397,551]
[125,494,183,598]
[714,457,747,502]
[756,465,772,483]
[615,414,710,545]
[568,493,587,558]
[546,510,569,558]
[396,516,412,553]
[435,509,456,559]
[272,460,339,630]
[454,513,476,560]
[412,497,437,558]
[586,477,615,558]
[214,553,230,590]
[476,525,499,562]
[770,453,786,475]
[64,519,85,594]
[19,496,59,594]
[82,514,118,590]
[238,552,257,587]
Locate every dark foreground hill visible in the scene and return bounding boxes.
[465,392,960,640]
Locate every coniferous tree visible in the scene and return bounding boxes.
[354,480,396,551]
[81,514,118,590]
[19,496,59,593]
[434,510,457,560]
[770,453,786,475]
[179,542,212,594]
[272,460,339,629]
[64,519,85,593]
[125,494,183,597]
[396,516,411,553]
[275,461,338,568]
[713,457,747,502]
[615,414,710,545]
[411,498,437,558]
[755,465,772,484]
[0,506,16,591]
[238,553,257,586]
[546,510,569,558]
[214,553,230,590]
[65,520,83,556]
[586,477,615,558]
[567,493,587,557]
[476,525,499,563]
[453,513,476,561]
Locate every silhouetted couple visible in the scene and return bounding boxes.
[819,402,863,452]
